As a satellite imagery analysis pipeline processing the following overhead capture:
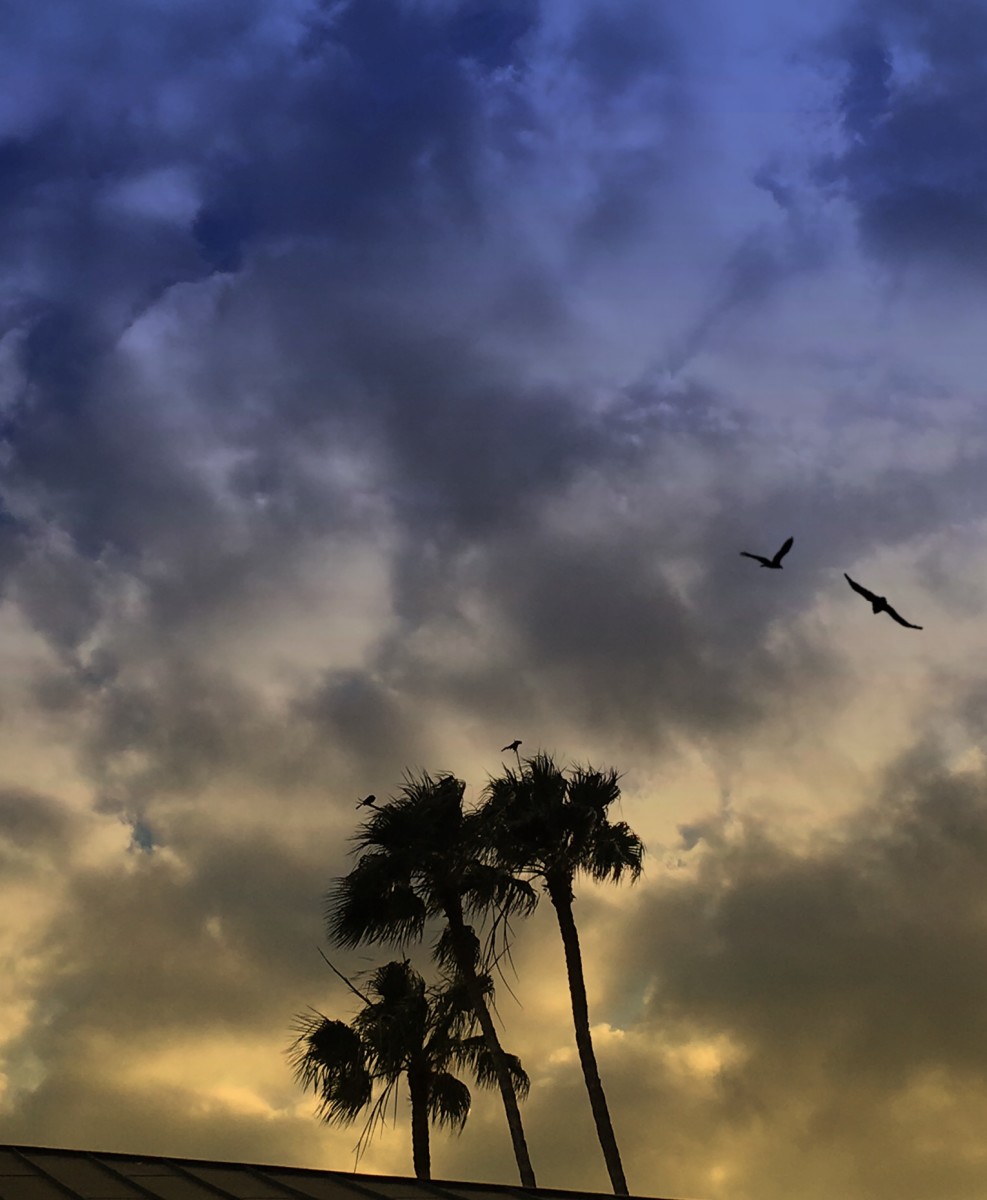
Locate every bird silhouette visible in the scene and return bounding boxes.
[502,740,522,753]
[356,794,377,809]
[844,574,922,629]
[740,536,793,569]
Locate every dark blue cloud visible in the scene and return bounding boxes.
[192,203,254,274]
[17,307,98,419]
[816,4,987,272]
[2,0,554,539]
[127,815,156,854]
[0,0,857,756]
[570,0,674,95]
[191,0,505,256]
[0,133,51,210]
[447,0,536,68]
[839,35,893,140]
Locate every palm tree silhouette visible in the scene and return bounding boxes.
[288,959,526,1180]
[480,753,644,1196]
[325,773,539,1188]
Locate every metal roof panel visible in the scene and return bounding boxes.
[0,1148,666,1200]
[180,1169,297,1200]
[20,1155,143,1200]
[0,1178,78,1200]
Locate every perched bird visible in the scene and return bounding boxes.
[844,574,923,629]
[502,739,522,753]
[356,794,377,809]
[740,536,794,569]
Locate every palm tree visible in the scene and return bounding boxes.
[480,753,644,1196]
[288,959,528,1180]
[325,773,539,1187]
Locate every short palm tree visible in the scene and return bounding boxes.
[325,773,539,1188]
[288,959,528,1180]
[480,753,644,1196]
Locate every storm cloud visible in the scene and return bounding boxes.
[2,1,987,1197]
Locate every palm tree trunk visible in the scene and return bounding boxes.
[548,878,629,1195]
[443,898,537,1188]
[407,1065,431,1180]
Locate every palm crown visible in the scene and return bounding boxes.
[481,753,644,896]
[326,771,538,957]
[288,959,527,1178]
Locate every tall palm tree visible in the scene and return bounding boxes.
[288,959,528,1180]
[480,753,644,1196]
[325,772,539,1188]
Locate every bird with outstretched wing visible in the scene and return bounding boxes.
[844,574,922,629]
[740,536,793,569]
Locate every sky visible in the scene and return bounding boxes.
[3,0,987,1196]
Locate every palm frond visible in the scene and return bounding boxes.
[352,1074,401,1164]
[286,1012,373,1124]
[427,971,488,1044]
[567,765,622,813]
[500,1049,530,1101]
[427,1071,472,1131]
[353,783,449,855]
[433,922,484,978]
[584,820,645,883]
[325,855,427,949]
[355,772,465,852]
[459,859,539,921]
[353,960,429,1077]
[526,752,569,803]
[457,1036,530,1100]
[368,959,427,1005]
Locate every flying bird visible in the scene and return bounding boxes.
[356,794,377,809]
[739,536,794,569]
[844,574,923,629]
[502,739,522,753]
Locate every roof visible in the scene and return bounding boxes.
[0,1146,672,1200]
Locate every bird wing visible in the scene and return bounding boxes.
[740,552,769,564]
[772,536,794,565]
[844,573,877,602]
[885,604,922,629]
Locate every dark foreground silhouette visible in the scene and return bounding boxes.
[502,739,522,753]
[356,794,377,809]
[740,535,793,568]
[844,573,923,629]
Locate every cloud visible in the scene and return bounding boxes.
[3,1,987,1195]
[0,787,78,869]
[597,740,987,1198]
[815,2,987,275]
